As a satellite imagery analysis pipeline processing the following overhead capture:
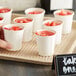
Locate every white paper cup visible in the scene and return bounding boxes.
[13,17,33,42]
[35,29,56,56]
[3,24,24,51]
[25,8,45,32]
[54,10,74,34]
[43,20,63,44]
[0,7,12,25]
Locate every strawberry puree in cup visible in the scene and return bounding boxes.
[0,8,11,13]
[3,24,24,51]
[14,18,32,23]
[25,8,45,32]
[13,17,33,42]
[28,11,42,14]
[35,29,56,56]
[43,20,63,44]
[54,9,74,34]
[0,7,12,24]
[56,9,72,16]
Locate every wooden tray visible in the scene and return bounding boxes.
[0,13,76,65]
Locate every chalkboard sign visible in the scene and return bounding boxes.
[52,54,76,76]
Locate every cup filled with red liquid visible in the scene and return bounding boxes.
[0,7,12,24]
[3,24,24,51]
[43,20,63,44]
[35,29,56,56]
[13,17,33,42]
[54,9,74,34]
[25,8,45,32]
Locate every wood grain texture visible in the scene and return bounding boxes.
[0,13,76,65]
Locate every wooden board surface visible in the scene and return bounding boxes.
[0,13,76,65]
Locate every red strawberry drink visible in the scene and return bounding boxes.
[43,20,63,44]
[54,9,74,34]
[25,8,45,32]
[15,18,32,23]
[0,7,12,24]
[35,29,56,56]
[13,17,33,42]
[0,8,11,13]
[3,24,24,51]
[28,11,42,14]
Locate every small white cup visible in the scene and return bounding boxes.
[54,10,74,34]
[35,29,56,56]
[25,8,45,32]
[13,17,33,42]
[3,24,24,51]
[0,7,12,25]
[43,20,63,44]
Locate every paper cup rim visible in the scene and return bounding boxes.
[13,17,33,24]
[54,9,74,16]
[35,29,56,37]
[25,8,45,15]
[43,19,63,27]
[3,24,24,31]
[0,6,13,14]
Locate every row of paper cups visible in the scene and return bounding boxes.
[0,6,74,56]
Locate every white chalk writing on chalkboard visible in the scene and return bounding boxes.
[63,56,76,65]
[62,56,76,74]
[63,66,76,74]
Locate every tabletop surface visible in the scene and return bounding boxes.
[0,59,55,76]
[0,10,76,76]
